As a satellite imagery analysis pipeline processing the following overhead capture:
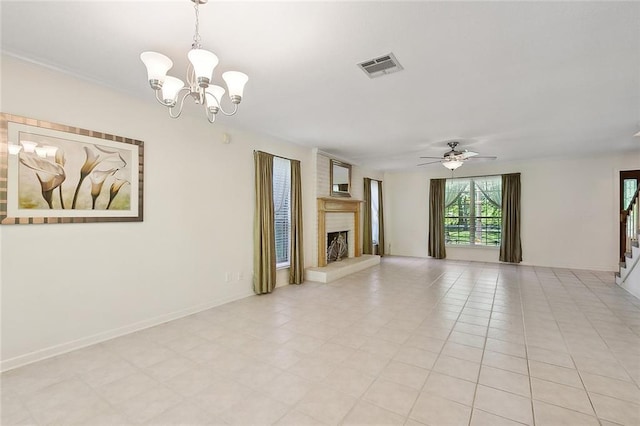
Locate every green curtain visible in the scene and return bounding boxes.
[500,173,522,263]
[363,178,373,254]
[253,151,276,294]
[377,180,385,256]
[289,160,304,284]
[428,178,446,259]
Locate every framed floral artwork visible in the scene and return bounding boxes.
[0,113,144,224]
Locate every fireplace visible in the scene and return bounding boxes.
[317,198,363,267]
[327,231,348,263]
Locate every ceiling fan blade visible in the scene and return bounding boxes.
[419,156,444,159]
[417,160,443,166]
[468,155,497,160]
[460,151,479,159]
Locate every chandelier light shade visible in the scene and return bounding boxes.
[205,85,225,111]
[140,0,248,123]
[161,76,186,105]
[442,160,463,170]
[187,49,219,87]
[222,71,249,101]
[140,52,173,89]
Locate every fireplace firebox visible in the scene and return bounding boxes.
[327,231,348,263]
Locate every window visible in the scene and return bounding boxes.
[444,176,502,246]
[370,179,380,244]
[273,157,291,267]
[623,178,637,209]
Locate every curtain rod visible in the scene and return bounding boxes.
[253,150,300,162]
[440,172,520,180]
[365,177,383,183]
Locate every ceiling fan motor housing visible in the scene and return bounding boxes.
[445,142,463,158]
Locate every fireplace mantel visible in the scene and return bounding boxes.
[317,197,363,267]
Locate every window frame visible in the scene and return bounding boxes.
[370,179,380,245]
[273,157,291,269]
[444,176,502,248]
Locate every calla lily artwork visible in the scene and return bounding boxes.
[1,113,143,224]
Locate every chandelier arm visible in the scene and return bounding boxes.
[167,91,192,119]
[187,63,196,88]
[154,87,190,108]
[204,107,217,124]
[168,107,182,119]
[216,103,239,116]
[154,89,169,107]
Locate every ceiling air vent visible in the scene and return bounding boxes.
[357,53,404,79]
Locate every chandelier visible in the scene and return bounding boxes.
[140,0,248,124]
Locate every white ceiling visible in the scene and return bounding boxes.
[2,1,639,170]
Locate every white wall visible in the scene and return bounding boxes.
[0,56,316,370]
[384,153,640,271]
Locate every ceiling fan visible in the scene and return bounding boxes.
[417,141,497,170]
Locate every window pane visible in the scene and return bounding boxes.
[444,176,502,246]
[273,157,291,265]
[623,179,637,209]
[371,180,379,244]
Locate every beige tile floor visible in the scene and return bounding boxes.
[2,257,640,425]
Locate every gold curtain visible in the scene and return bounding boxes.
[363,178,373,254]
[253,151,276,294]
[377,180,385,256]
[499,173,522,263]
[428,178,446,259]
[289,160,304,284]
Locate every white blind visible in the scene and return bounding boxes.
[371,180,379,244]
[273,157,291,266]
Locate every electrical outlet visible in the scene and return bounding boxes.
[225,272,232,282]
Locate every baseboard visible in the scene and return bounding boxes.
[393,250,616,272]
[0,290,255,373]
[518,260,616,273]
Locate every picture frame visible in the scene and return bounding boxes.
[330,159,352,198]
[0,113,144,224]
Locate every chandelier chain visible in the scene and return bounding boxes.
[192,1,201,49]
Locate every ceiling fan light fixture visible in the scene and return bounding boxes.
[443,160,463,170]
